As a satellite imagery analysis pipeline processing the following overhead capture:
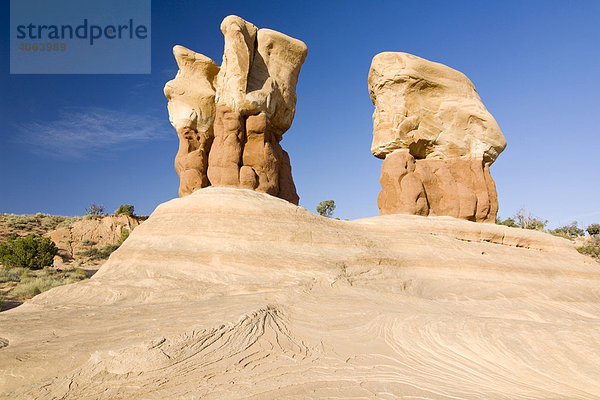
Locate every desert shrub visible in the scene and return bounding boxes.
[117,228,130,246]
[317,200,336,218]
[77,247,100,259]
[77,244,119,261]
[7,267,90,300]
[100,244,120,256]
[81,239,97,247]
[513,208,547,231]
[55,220,73,229]
[40,215,81,230]
[2,214,82,236]
[550,221,585,239]
[496,217,519,228]
[5,215,39,230]
[40,215,61,230]
[0,267,28,283]
[578,246,600,258]
[577,235,600,260]
[587,224,600,236]
[10,276,63,299]
[85,203,105,216]
[56,216,84,229]
[115,204,135,217]
[71,268,88,279]
[523,217,547,231]
[0,235,58,269]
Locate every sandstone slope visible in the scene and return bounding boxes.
[1,188,599,399]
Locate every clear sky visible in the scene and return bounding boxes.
[1,0,599,229]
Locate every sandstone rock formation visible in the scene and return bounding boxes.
[164,16,307,204]
[2,188,600,399]
[48,214,142,263]
[369,52,506,222]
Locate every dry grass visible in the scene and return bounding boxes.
[0,213,85,240]
[0,266,89,307]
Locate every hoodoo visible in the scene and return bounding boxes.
[369,52,506,222]
[164,16,307,204]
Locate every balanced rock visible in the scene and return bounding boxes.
[164,16,307,204]
[369,52,506,222]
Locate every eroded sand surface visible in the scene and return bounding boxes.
[1,188,599,399]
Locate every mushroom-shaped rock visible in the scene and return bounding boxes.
[369,52,506,222]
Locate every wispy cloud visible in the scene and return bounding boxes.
[17,107,171,158]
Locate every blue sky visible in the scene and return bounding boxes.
[1,0,599,229]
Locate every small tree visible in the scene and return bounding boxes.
[86,203,105,216]
[550,221,585,239]
[514,208,547,231]
[115,204,135,217]
[0,235,58,269]
[317,200,336,218]
[587,223,600,236]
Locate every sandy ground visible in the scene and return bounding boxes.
[1,187,599,399]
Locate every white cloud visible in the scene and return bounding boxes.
[17,107,171,158]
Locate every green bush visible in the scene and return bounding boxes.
[577,245,600,259]
[587,224,600,236]
[523,218,547,231]
[0,235,58,269]
[496,217,519,228]
[101,244,120,256]
[317,200,336,218]
[115,204,135,217]
[577,236,600,260]
[117,228,130,246]
[550,221,585,239]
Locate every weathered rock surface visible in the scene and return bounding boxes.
[2,188,600,399]
[369,52,506,221]
[165,16,306,203]
[48,215,142,261]
[164,45,220,197]
[379,150,499,221]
